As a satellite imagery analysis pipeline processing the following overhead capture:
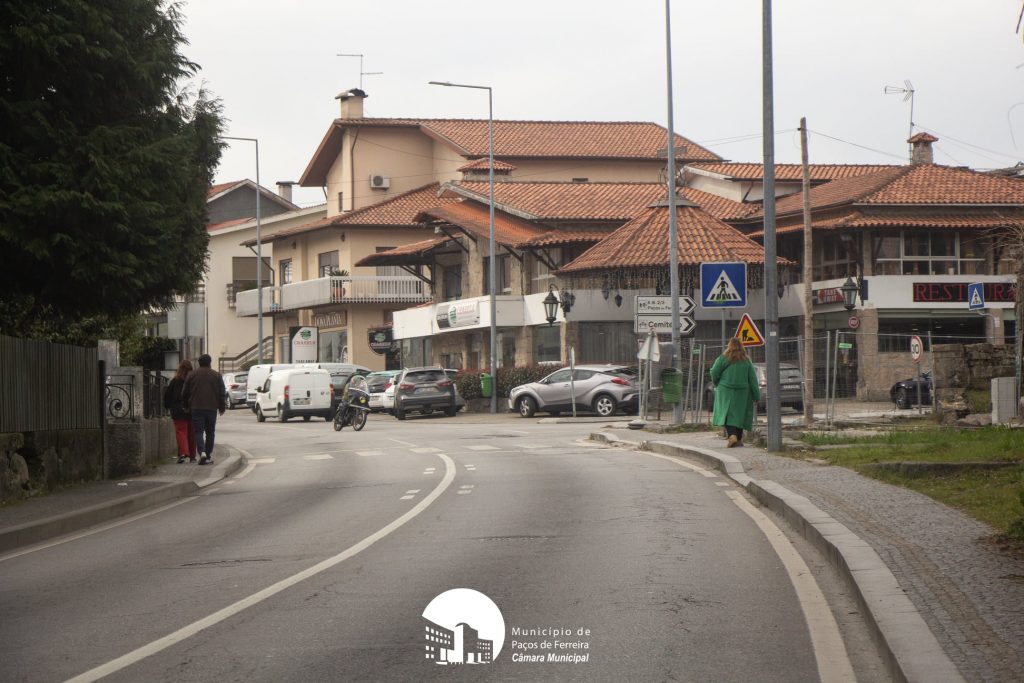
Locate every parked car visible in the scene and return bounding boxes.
[365,370,401,412]
[444,369,467,412]
[393,366,458,420]
[253,368,334,422]
[508,365,638,418]
[223,372,248,409]
[245,363,299,412]
[890,371,932,409]
[704,362,804,412]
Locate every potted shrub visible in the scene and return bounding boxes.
[329,269,349,300]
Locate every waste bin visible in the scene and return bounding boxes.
[480,373,493,399]
[661,368,682,404]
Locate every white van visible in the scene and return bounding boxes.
[253,368,333,422]
[245,363,297,412]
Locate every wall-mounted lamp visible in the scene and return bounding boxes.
[614,291,623,307]
[542,286,575,325]
[340,232,346,242]
[841,275,859,312]
[601,276,610,300]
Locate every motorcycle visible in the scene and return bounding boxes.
[333,376,370,432]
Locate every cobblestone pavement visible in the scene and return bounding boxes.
[604,427,1024,683]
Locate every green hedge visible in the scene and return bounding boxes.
[455,365,565,399]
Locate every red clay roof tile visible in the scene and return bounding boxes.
[419,202,547,246]
[688,163,897,182]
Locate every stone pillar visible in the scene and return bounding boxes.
[855,308,879,399]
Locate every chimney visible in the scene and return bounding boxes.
[908,132,938,165]
[276,181,295,203]
[336,88,367,119]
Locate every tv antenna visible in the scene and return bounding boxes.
[884,79,915,159]
[337,53,383,90]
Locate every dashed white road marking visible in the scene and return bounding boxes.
[715,481,730,487]
[400,495,415,500]
[356,450,383,457]
[465,465,477,471]
[302,454,333,461]
[65,452,457,683]
[466,444,498,451]
[423,468,436,475]
[457,484,475,495]
[698,469,718,478]
[405,489,421,494]
[388,438,418,447]
[411,447,440,453]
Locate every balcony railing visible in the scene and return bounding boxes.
[235,276,431,316]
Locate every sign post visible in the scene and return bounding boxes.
[569,346,577,419]
[910,335,924,412]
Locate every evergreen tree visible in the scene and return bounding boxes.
[0,0,224,338]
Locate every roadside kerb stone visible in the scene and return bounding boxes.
[589,430,965,683]
[0,447,244,555]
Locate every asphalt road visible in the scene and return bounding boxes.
[0,410,857,682]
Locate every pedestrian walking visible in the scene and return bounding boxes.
[182,353,226,465]
[709,337,761,448]
[164,359,197,464]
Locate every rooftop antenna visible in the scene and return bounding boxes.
[336,53,383,90]
[884,79,915,160]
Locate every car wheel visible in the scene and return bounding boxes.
[517,396,537,418]
[895,387,911,410]
[277,405,287,422]
[593,394,618,417]
[395,408,406,421]
[256,406,266,423]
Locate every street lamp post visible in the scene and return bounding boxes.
[429,80,497,414]
[222,136,263,364]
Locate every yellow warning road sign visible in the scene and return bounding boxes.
[734,313,765,347]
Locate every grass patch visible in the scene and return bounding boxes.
[801,426,1024,534]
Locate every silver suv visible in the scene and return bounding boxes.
[508,365,638,417]
[393,366,457,420]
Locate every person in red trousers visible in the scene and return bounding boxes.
[164,359,197,463]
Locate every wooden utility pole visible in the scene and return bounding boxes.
[800,117,814,425]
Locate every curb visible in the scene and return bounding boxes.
[0,446,245,555]
[590,431,965,683]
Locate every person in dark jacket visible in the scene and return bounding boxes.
[709,337,761,447]
[164,359,197,464]
[182,354,226,465]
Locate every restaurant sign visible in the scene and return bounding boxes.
[368,328,394,355]
[912,282,1016,303]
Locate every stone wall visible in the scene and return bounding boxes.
[0,429,103,505]
[932,343,1015,391]
[106,417,175,478]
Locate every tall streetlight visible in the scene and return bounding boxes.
[222,136,264,364]
[429,80,497,414]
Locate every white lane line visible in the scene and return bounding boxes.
[457,490,473,495]
[356,451,383,457]
[235,457,275,480]
[714,482,730,487]
[65,452,457,683]
[411,447,440,453]
[465,444,498,451]
[698,470,718,479]
[725,491,856,683]
[457,484,475,496]
[459,485,474,489]
[405,490,421,494]
[399,495,415,501]
[302,454,333,461]
[388,438,418,447]
[0,498,198,564]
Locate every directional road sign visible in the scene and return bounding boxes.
[635,295,696,316]
[634,315,696,335]
[700,262,747,308]
[967,282,985,311]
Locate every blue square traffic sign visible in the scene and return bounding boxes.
[700,262,747,308]
[967,282,985,311]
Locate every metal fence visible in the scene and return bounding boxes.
[0,335,101,432]
[104,370,169,420]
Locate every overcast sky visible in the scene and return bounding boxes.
[182,1,1024,208]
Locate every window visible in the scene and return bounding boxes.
[231,256,273,292]
[545,369,572,384]
[337,192,344,212]
[579,322,635,364]
[877,317,986,352]
[280,259,293,285]
[320,329,349,362]
[533,325,560,363]
[533,248,558,281]
[443,266,462,301]
[873,231,988,276]
[813,234,855,280]
[318,251,339,277]
[484,254,512,295]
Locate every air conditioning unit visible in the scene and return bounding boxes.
[369,174,390,189]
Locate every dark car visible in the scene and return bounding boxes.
[705,362,803,412]
[393,366,457,420]
[890,371,932,409]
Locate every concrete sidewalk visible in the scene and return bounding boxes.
[591,425,1023,683]
[0,445,244,555]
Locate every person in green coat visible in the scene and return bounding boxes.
[709,337,761,447]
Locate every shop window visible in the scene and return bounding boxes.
[319,329,349,363]
[533,325,561,363]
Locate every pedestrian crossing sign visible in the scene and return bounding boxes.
[734,313,765,347]
[700,262,747,308]
[967,282,984,311]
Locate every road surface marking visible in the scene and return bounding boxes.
[517,443,547,449]
[0,498,198,564]
[411,447,440,453]
[457,484,475,496]
[465,444,498,451]
[465,464,476,471]
[400,495,415,500]
[405,490,421,494]
[725,490,856,683]
[302,454,333,461]
[65,452,457,683]
[235,457,275,480]
[356,450,383,457]
[715,481,730,487]
[698,469,718,478]
[388,438,418,447]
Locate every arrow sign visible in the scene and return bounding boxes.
[636,295,696,316]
